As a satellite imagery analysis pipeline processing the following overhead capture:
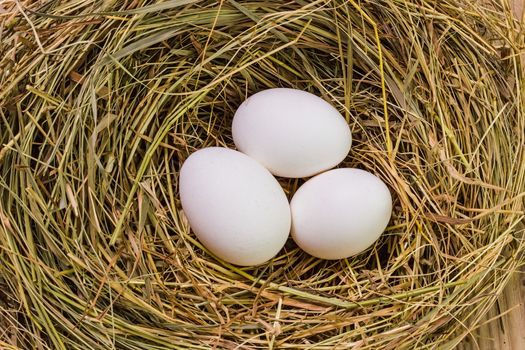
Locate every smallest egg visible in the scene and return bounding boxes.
[290,168,392,260]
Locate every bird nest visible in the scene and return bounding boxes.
[1,0,524,349]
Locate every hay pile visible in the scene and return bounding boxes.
[1,0,524,349]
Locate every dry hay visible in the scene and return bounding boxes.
[1,0,525,349]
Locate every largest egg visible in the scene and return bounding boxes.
[179,147,291,266]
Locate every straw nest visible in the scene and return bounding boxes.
[1,1,524,349]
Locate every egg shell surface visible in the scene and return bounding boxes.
[232,88,352,178]
[179,147,291,266]
[290,168,392,260]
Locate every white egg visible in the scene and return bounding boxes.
[290,168,392,260]
[232,88,352,178]
[179,147,291,266]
